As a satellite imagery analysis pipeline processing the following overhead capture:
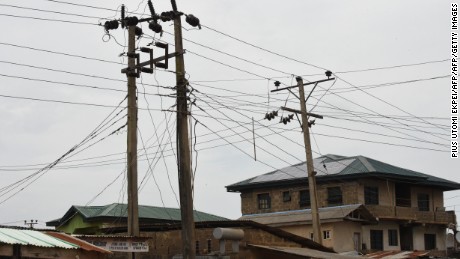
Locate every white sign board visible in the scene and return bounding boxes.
[87,240,149,253]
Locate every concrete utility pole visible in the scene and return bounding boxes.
[296,76,322,245]
[271,73,334,245]
[171,1,196,258]
[126,25,139,259]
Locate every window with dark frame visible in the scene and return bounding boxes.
[207,239,212,253]
[258,193,271,209]
[395,183,411,207]
[195,240,200,255]
[388,229,398,246]
[364,186,379,205]
[283,191,291,202]
[323,230,331,239]
[370,230,384,250]
[418,193,430,211]
[424,234,436,250]
[327,187,342,206]
[299,190,311,207]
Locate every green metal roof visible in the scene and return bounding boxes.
[47,203,228,227]
[226,154,460,192]
[0,228,78,249]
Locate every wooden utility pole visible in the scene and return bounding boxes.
[172,2,196,258]
[296,76,322,245]
[126,25,139,259]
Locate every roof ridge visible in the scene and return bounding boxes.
[356,156,375,172]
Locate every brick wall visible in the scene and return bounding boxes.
[240,178,447,217]
[106,227,303,259]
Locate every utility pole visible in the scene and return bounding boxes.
[271,72,334,245]
[24,220,38,229]
[296,76,322,245]
[126,25,139,259]
[103,2,201,257]
[171,1,197,257]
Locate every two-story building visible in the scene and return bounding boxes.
[226,154,460,254]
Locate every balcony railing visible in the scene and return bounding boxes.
[364,205,456,224]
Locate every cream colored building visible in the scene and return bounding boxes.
[227,154,459,254]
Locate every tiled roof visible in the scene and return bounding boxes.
[226,154,460,191]
[47,203,228,227]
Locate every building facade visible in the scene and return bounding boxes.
[226,154,460,254]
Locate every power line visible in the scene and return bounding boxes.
[0,13,99,26]
[0,3,106,20]
[0,73,165,97]
[0,60,172,89]
[0,42,120,64]
[201,24,328,72]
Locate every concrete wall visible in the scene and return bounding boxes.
[271,221,362,253]
[412,225,446,251]
[333,221,363,252]
[116,227,305,259]
[362,221,401,251]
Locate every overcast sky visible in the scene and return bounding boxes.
[0,0,457,228]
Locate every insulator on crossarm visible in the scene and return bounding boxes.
[104,20,119,31]
[149,21,162,33]
[265,113,270,120]
[185,14,201,29]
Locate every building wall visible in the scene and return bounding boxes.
[332,221,363,252]
[412,225,446,251]
[362,221,401,251]
[267,221,362,253]
[107,227,305,259]
[57,213,102,234]
[357,179,395,207]
[240,178,446,215]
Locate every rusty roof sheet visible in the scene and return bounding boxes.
[365,250,429,258]
[248,244,360,259]
[0,228,77,249]
[45,232,111,254]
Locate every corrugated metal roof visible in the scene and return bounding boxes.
[0,228,77,249]
[227,154,460,191]
[48,203,228,227]
[248,244,361,259]
[365,250,429,258]
[45,232,111,254]
[240,204,376,225]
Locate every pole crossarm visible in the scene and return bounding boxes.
[121,51,184,73]
[280,106,324,119]
[271,77,335,92]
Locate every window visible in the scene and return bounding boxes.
[323,230,331,239]
[196,240,200,254]
[388,229,398,246]
[327,187,342,206]
[370,230,383,250]
[207,239,212,253]
[418,193,430,211]
[364,186,379,205]
[258,193,271,209]
[310,233,314,240]
[395,184,411,207]
[299,190,311,207]
[283,191,291,202]
[424,234,436,250]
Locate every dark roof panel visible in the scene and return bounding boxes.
[226,154,460,192]
[47,203,227,226]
